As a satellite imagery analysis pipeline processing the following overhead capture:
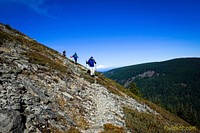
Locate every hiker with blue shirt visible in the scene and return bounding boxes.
[71,52,79,64]
[86,56,96,77]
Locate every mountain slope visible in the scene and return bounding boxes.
[0,23,198,133]
[104,58,200,128]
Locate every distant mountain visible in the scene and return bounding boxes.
[104,58,200,128]
[97,67,116,72]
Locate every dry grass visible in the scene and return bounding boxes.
[24,51,70,74]
[123,107,199,133]
[74,116,89,130]
[4,24,26,36]
[49,125,80,133]
[82,74,95,84]
[56,95,67,111]
[0,32,13,42]
[123,107,166,133]
[49,125,66,133]
[101,123,125,133]
[96,73,125,97]
[66,127,81,133]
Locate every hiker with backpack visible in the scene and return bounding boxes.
[62,50,66,57]
[71,52,79,64]
[86,56,96,77]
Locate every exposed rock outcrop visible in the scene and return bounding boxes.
[124,70,158,87]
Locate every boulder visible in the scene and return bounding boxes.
[0,110,25,133]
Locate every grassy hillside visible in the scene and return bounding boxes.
[104,58,200,128]
[1,23,199,132]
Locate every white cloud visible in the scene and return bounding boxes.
[23,0,46,14]
[96,65,107,69]
[95,65,114,72]
[1,0,55,17]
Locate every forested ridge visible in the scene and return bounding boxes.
[104,58,200,128]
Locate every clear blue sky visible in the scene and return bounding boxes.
[1,0,200,70]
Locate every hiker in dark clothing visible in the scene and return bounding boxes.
[71,52,79,63]
[62,50,66,57]
[86,56,96,77]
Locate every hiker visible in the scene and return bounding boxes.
[86,56,96,77]
[71,52,79,63]
[62,50,66,57]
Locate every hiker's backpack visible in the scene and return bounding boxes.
[87,59,95,67]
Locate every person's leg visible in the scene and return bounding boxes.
[92,67,95,76]
[91,67,95,76]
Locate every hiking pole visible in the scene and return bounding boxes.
[86,60,88,73]
[95,64,97,76]
[94,64,97,84]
